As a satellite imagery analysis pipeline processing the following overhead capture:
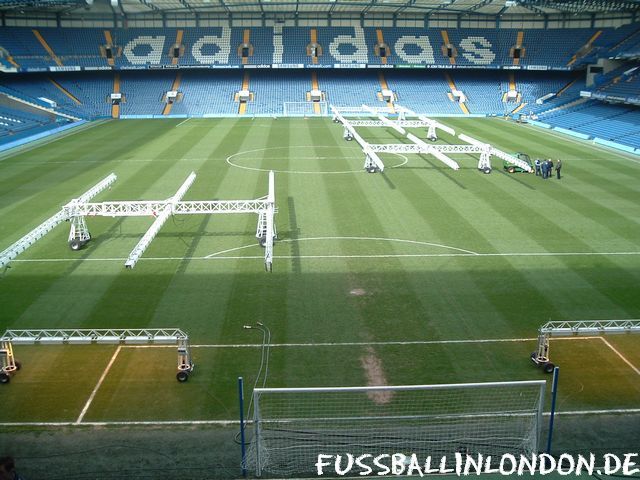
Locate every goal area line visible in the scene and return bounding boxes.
[1,408,638,428]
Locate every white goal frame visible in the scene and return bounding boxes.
[248,380,546,477]
[283,101,328,117]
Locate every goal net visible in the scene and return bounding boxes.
[283,101,328,117]
[246,381,546,477]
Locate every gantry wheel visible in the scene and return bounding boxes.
[543,362,555,374]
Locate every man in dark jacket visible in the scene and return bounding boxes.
[556,159,562,179]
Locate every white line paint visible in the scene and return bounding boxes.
[12,251,640,264]
[599,337,640,376]
[204,236,479,258]
[123,335,597,349]
[2,407,639,428]
[225,145,408,174]
[176,117,191,127]
[75,346,121,424]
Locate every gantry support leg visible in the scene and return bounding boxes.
[478,148,492,173]
[68,216,91,251]
[427,124,438,142]
[176,336,194,382]
[530,332,555,373]
[0,341,17,384]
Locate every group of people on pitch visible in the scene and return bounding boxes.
[534,158,562,179]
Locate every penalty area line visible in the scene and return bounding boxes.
[599,337,640,376]
[176,117,191,127]
[76,345,121,424]
[123,336,598,349]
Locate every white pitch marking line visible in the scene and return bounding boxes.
[2,407,639,428]
[225,145,408,174]
[176,118,191,127]
[76,345,122,424]
[204,236,479,259]
[123,336,597,349]
[599,337,640,376]
[12,251,640,264]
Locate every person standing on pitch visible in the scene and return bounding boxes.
[556,159,562,179]
[541,159,548,179]
[548,159,554,179]
[535,158,541,176]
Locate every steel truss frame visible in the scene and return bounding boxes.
[0,328,194,383]
[531,319,640,373]
[331,104,533,174]
[0,171,277,272]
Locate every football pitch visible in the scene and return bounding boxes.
[0,116,639,478]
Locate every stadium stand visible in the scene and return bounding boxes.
[542,100,640,148]
[1,26,638,70]
[245,70,310,116]
[170,70,240,116]
[317,70,381,107]
[0,103,67,142]
[1,23,638,150]
[592,66,640,103]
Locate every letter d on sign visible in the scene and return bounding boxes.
[605,454,622,475]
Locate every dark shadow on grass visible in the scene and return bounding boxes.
[287,196,301,274]
[418,154,467,190]
[379,171,396,189]
[495,169,536,190]
[175,215,211,275]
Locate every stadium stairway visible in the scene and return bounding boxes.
[377,72,395,112]
[32,29,63,67]
[440,30,456,65]
[445,73,469,114]
[103,30,115,67]
[238,71,250,115]
[537,97,590,117]
[608,26,640,56]
[310,28,319,65]
[376,29,388,65]
[163,72,182,115]
[172,30,183,66]
[567,30,602,67]
[513,31,524,66]
[311,71,321,114]
[49,78,82,108]
[241,29,250,65]
[112,72,120,119]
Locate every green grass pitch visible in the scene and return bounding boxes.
[0,117,639,477]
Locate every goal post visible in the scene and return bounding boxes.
[283,101,328,117]
[246,381,546,477]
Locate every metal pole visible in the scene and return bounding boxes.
[546,366,560,454]
[238,376,247,477]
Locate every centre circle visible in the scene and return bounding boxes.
[226,146,408,174]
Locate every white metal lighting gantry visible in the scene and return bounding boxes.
[331,104,533,174]
[530,319,640,373]
[0,328,194,383]
[0,171,277,272]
